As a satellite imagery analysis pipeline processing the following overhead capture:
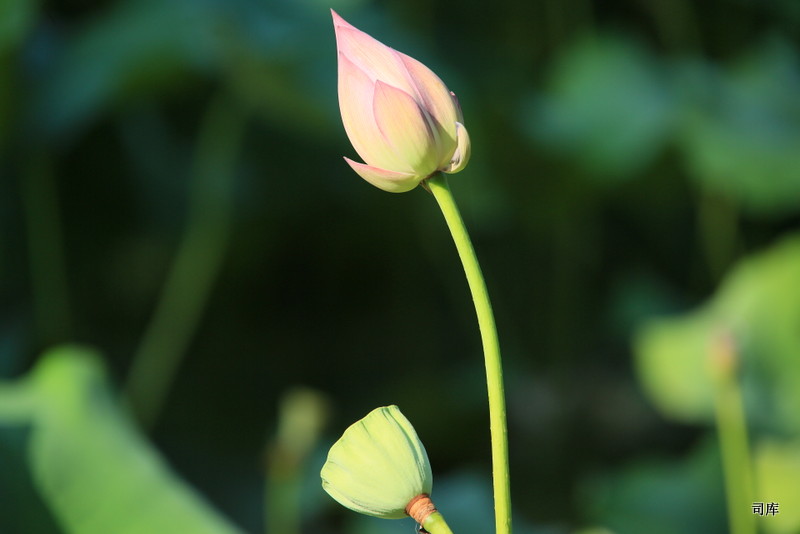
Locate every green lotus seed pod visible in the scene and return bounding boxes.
[320,405,433,519]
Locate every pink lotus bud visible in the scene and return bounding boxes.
[332,10,471,193]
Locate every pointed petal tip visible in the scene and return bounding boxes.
[330,9,352,29]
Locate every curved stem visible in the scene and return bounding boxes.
[710,335,755,534]
[124,96,245,429]
[422,511,454,534]
[426,173,511,534]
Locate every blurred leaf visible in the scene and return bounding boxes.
[635,234,800,432]
[216,0,337,133]
[634,306,716,423]
[0,0,36,54]
[0,345,244,534]
[754,439,800,534]
[523,34,674,181]
[677,38,800,215]
[29,0,338,141]
[579,438,726,534]
[0,0,37,147]
[30,0,217,139]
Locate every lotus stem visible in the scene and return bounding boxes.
[422,511,455,534]
[710,333,755,534]
[426,172,512,534]
[124,96,245,429]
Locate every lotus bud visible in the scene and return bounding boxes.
[320,405,433,519]
[332,10,471,193]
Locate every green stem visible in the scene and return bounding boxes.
[422,511,454,534]
[124,97,245,429]
[264,389,329,534]
[710,335,755,534]
[264,471,301,534]
[426,173,511,534]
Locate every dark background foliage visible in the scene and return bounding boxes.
[1,0,799,533]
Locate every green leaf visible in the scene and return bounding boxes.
[524,34,674,181]
[30,0,215,138]
[579,438,726,534]
[0,345,244,534]
[634,234,800,431]
[677,38,800,215]
[634,308,717,423]
[0,0,37,54]
[0,0,38,148]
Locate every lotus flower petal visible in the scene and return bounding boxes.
[338,54,409,172]
[333,10,470,192]
[332,12,415,96]
[373,81,440,176]
[343,158,419,193]
[398,54,460,162]
[320,405,433,519]
[443,121,471,174]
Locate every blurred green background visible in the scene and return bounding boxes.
[1,0,800,533]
